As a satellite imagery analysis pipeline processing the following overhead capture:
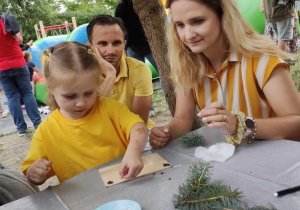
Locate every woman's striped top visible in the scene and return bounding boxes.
[192,52,288,118]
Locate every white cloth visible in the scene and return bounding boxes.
[194,142,235,162]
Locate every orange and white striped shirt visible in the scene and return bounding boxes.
[192,52,288,118]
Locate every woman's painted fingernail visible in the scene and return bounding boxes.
[208,123,213,127]
[197,112,202,117]
[202,117,207,122]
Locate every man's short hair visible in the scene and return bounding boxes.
[87,15,127,43]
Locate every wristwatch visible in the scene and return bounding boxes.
[243,117,256,144]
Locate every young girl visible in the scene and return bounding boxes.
[23,51,43,94]
[149,0,300,148]
[22,41,148,185]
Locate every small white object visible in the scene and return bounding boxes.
[40,106,50,115]
[195,142,235,162]
[274,192,278,197]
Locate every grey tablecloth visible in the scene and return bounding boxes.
[1,126,300,210]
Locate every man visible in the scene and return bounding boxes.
[262,0,295,52]
[87,15,154,129]
[0,13,41,135]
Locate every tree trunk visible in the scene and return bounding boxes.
[132,0,176,117]
[132,0,202,130]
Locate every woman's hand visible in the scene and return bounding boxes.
[26,159,52,185]
[119,151,144,179]
[149,125,170,149]
[198,101,238,135]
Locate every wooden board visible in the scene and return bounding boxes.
[99,153,172,187]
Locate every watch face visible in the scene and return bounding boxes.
[245,118,255,129]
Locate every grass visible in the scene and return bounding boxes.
[0,143,3,153]
[152,89,170,116]
[290,55,300,92]
[0,131,17,137]
[0,128,34,140]
[25,127,35,140]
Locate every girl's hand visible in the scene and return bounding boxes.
[198,101,238,135]
[26,159,52,185]
[92,46,116,78]
[149,125,170,149]
[119,151,144,179]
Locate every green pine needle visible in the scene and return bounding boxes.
[173,162,277,210]
[179,132,205,147]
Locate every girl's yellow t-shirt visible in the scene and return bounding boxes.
[22,96,143,183]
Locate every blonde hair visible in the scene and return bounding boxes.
[44,41,101,110]
[23,51,31,61]
[166,0,292,91]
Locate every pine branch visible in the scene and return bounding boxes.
[173,162,277,210]
[174,163,210,208]
[179,132,205,147]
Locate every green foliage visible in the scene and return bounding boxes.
[0,0,118,43]
[51,6,114,30]
[290,56,300,92]
[179,132,205,148]
[0,0,56,42]
[96,0,119,10]
[173,162,277,210]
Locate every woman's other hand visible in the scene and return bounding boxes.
[198,101,238,135]
[149,125,170,149]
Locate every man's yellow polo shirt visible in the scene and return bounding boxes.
[110,57,155,129]
[22,96,143,183]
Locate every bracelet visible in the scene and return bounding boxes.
[225,110,245,144]
[246,119,256,144]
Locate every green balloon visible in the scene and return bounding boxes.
[145,59,160,79]
[236,0,266,34]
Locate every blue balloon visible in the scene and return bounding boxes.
[66,24,89,44]
[33,35,68,52]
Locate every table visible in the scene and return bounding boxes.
[1,127,300,210]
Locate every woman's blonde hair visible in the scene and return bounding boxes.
[43,41,101,110]
[166,0,292,91]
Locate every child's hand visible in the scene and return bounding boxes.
[119,151,144,179]
[26,159,52,185]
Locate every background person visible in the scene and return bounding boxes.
[0,13,41,136]
[19,39,33,51]
[149,0,300,149]
[115,0,161,116]
[260,0,298,55]
[262,0,295,52]
[114,0,159,74]
[22,42,147,185]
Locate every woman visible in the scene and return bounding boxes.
[149,0,300,148]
